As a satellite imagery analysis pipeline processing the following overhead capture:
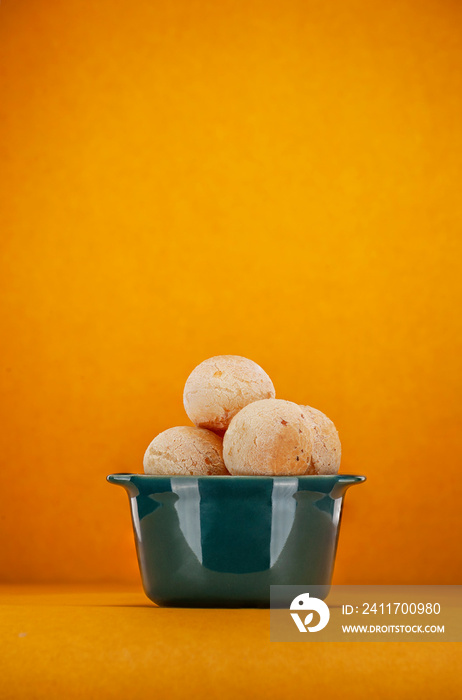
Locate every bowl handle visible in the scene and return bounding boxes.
[106,473,140,496]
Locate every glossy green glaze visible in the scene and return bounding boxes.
[107,474,365,607]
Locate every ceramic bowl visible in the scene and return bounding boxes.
[107,473,365,607]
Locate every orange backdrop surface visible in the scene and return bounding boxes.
[0,0,461,584]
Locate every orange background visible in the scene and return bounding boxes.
[1,0,461,585]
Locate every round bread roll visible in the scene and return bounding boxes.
[143,426,228,476]
[223,399,312,476]
[300,405,341,475]
[183,355,275,435]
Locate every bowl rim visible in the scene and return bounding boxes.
[107,472,366,483]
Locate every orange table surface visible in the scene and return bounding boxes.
[0,585,460,700]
